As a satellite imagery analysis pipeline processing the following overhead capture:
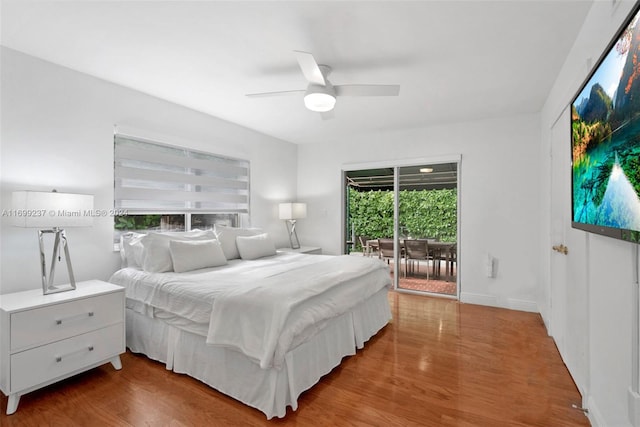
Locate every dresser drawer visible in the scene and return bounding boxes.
[10,323,124,392]
[10,292,123,352]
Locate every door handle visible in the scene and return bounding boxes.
[552,244,568,255]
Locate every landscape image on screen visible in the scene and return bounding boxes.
[572,9,640,234]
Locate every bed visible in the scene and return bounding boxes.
[109,227,392,419]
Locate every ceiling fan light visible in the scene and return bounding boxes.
[304,92,336,112]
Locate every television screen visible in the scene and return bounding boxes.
[571,5,640,243]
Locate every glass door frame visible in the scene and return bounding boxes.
[342,155,461,297]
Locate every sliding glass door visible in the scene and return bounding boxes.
[344,160,459,297]
[397,164,457,296]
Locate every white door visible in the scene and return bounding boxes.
[549,108,589,398]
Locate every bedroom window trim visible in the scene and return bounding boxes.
[113,133,250,246]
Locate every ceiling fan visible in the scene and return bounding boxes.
[246,51,400,114]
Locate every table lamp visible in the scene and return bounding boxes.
[12,190,94,294]
[278,202,306,249]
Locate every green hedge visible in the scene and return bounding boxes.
[348,188,457,250]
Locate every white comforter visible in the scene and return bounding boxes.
[109,252,391,369]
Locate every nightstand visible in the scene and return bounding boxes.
[0,280,125,415]
[278,246,322,255]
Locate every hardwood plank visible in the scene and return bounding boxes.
[0,291,589,426]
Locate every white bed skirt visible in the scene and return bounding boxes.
[125,287,391,419]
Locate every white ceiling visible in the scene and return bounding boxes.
[1,0,593,145]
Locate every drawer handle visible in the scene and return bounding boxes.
[55,345,94,363]
[55,311,94,325]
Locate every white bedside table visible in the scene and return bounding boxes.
[0,280,125,415]
[278,246,322,255]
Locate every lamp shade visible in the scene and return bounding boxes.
[279,202,307,220]
[12,191,94,228]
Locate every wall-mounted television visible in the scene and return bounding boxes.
[571,3,640,243]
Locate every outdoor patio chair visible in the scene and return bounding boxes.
[404,239,432,279]
[377,238,395,265]
[358,235,377,257]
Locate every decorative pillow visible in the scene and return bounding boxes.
[120,232,145,269]
[213,225,262,260]
[169,239,227,273]
[140,229,216,273]
[236,233,277,260]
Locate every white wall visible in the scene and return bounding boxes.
[297,112,542,311]
[0,47,298,294]
[540,1,639,426]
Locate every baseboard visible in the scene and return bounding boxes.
[506,298,538,313]
[459,293,538,313]
[587,394,606,427]
[459,292,498,307]
[629,387,640,427]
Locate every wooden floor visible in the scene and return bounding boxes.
[1,291,589,426]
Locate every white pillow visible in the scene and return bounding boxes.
[120,232,145,268]
[236,233,277,260]
[169,239,227,273]
[141,230,216,273]
[214,225,262,260]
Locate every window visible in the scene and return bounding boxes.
[113,134,249,243]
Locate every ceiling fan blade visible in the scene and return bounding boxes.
[334,84,400,97]
[246,89,305,98]
[293,50,326,86]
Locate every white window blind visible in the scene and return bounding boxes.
[114,135,249,213]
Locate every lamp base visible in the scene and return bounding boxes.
[285,220,301,249]
[38,228,76,295]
